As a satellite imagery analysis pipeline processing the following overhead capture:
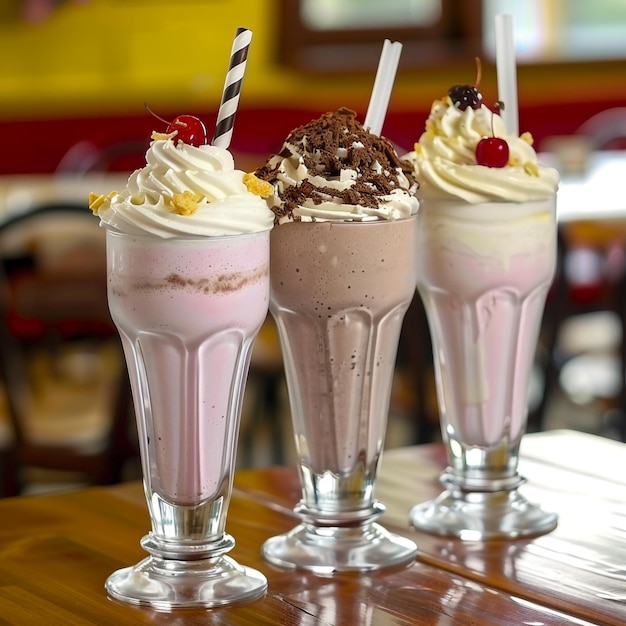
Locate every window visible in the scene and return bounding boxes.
[483,0,626,62]
[301,0,442,31]
[280,0,626,73]
[277,0,482,72]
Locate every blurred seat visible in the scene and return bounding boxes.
[0,202,137,495]
[55,139,147,177]
[529,111,626,437]
[608,267,626,441]
[528,220,626,437]
[577,108,626,151]
[240,315,288,467]
[396,295,439,444]
[0,384,19,497]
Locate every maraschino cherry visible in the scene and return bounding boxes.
[476,106,509,168]
[476,136,509,167]
[165,115,207,147]
[145,104,208,147]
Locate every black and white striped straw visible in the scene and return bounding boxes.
[212,27,252,149]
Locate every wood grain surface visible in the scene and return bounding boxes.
[0,430,620,625]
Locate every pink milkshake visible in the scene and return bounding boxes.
[90,118,273,606]
[417,198,556,450]
[255,108,419,571]
[404,80,560,538]
[106,230,269,506]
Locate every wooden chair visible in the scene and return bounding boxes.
[528,220,626,436]
[0,202,137,495]
[396,295,439,444]
[240,315,288,467]
[530,112,626,436]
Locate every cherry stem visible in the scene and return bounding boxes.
[144,103,187,128]
[474,57,482,88]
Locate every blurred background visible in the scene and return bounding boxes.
[1,0,626,496]
[1,0,625,173]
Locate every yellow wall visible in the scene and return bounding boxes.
[0,0,383,120]
[1,0,624,122]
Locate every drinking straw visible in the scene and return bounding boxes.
[212,27,253,148]
[364,39,403,137]
[495,14,519,137]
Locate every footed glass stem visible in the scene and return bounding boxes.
[263,501,416,574]
[410,435,558,539]
[106,532,266,609]
[409,469,557,541]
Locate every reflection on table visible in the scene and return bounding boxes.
[0,429,622,624]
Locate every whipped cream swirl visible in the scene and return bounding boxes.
[265,146,418,222]
[91,136,274,237]
[404,97,559,203]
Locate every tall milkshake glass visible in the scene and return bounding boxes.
[404,71,560,539]
[409,197,558,539]
[254,108,420,571]
[90,96,275,605]
[104,228,269,607]
[262,217,419,571]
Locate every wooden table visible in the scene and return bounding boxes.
[0,430,623,624]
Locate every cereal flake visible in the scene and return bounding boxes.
[88,191,116,215]
[170,190,201,215]
[243,172,274,198]
[524,161,539,177]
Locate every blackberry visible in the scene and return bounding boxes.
[448,84,483,111]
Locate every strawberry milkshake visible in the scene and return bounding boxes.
[404,82,560,539]
[90,118,273,606]
[255,108,419,572]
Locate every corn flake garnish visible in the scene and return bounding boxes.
[520,131,534,145]
[151,130,176,141]
[88,191,116,215]
[524,161,539,177]
[508,157,520,167]
[243,172,274,198]
[425,119,439,136]
[170,190,201,215]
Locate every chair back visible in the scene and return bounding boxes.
[0,202,136,495]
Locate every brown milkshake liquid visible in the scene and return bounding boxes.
[270,217,417,500]
[256,109,419,513]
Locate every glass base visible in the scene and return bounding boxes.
[261,522,417,574]
[409,487,558,540]
[105,534,267,609]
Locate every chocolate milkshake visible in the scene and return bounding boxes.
[270,220,416,490]
[255,108,419,572]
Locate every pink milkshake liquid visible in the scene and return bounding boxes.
[107,229,268,508]
[410,198,559,539]
[105,228,269,606]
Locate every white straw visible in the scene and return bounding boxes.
[364,39,403,136]
[495,14,519,137]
